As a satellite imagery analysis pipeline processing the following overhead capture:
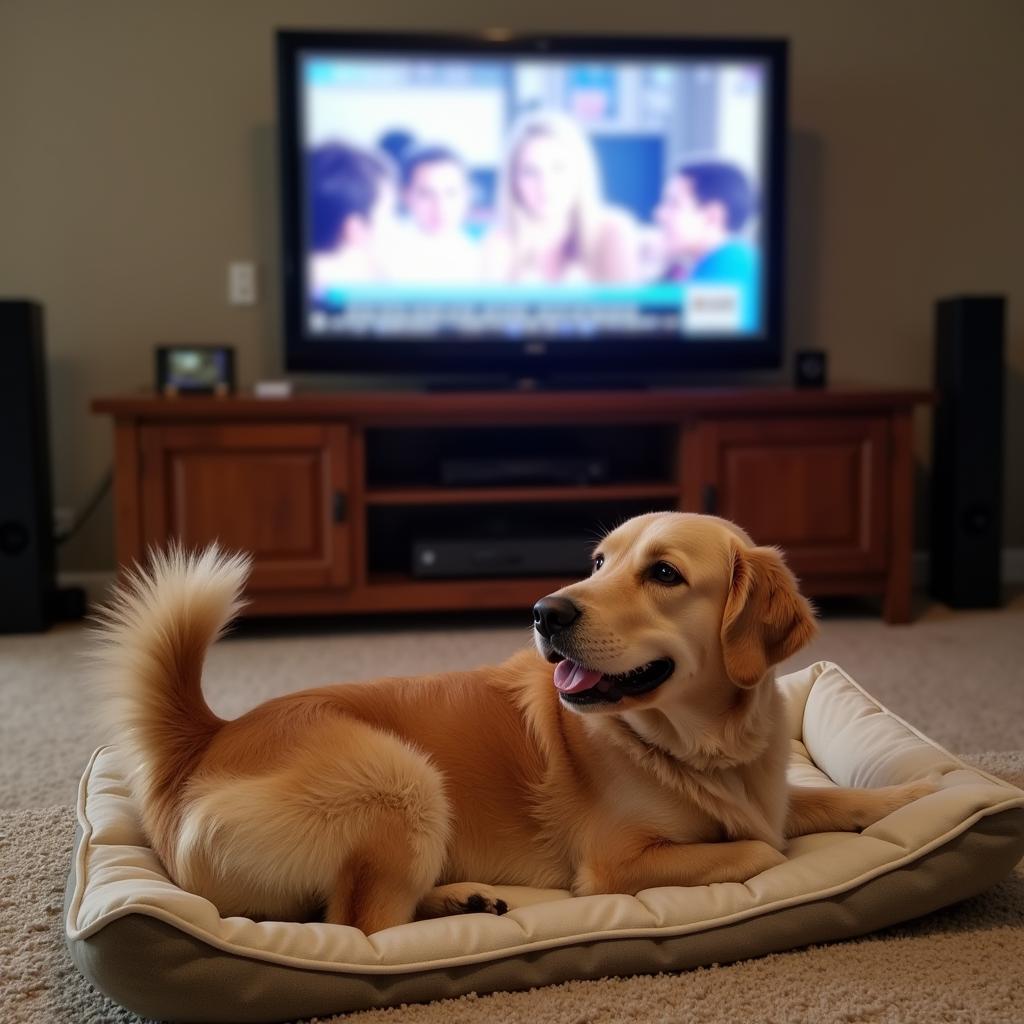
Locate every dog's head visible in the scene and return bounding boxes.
[533,512,817,715]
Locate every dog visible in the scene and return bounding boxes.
[93,511,933,933]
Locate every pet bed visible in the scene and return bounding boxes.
[65,661,1024,1023]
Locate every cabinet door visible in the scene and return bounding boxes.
[697,417,890,575]
[140,424,351,591]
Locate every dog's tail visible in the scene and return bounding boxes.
[91,544,252,803]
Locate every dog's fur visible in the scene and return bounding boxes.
[93,512,933,933]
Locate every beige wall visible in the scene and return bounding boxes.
[1,0,1022,572]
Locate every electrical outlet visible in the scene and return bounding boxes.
[228,261,257,306]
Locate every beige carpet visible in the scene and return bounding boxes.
[1,595,1023,1023]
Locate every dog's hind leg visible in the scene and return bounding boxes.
[179,718,453,931]
[326,824,444,933]
[314,725,453,933]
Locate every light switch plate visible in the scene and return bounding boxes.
[228,262,257,306]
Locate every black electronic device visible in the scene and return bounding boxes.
[412,536,592,579]
[794,349,827,388]
[156,345,235,396]
[929,295,1005,608]
[440,456,609,487]
[277,30,788,383]
[0,300,56,632]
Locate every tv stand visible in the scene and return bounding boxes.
[93,386,930,623]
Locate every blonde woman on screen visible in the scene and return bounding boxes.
[484,110,637,284]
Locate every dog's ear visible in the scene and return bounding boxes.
[720,542,817,688]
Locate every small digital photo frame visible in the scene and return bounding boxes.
[156,345,235,396]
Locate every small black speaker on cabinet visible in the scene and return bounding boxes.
[930,295,1005,608]
[794,349,827,388]
[0,299,56,631]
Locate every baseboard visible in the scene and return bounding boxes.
[57,570,116,607]
[912,549,1024,588]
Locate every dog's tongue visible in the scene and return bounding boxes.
[553,659,604,693]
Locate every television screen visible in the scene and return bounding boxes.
[278,34,786,376]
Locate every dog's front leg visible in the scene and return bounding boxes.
[785,779,938,838]
[574,837,786,896]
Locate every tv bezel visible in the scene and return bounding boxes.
[277,30,788,378]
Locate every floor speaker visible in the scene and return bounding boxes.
[0,300,55,631]
[929,295,1004,607]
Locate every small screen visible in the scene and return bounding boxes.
[164,349,230,390]
[298,52,771,342]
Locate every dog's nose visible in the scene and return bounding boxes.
[532,596,581,638]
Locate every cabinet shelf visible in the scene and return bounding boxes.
[367,571,574,588]
[363,482,680,506]
[361,572,578,612]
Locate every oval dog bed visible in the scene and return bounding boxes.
[65,661,1024,1023]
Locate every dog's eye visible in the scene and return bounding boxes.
[649,561,685,586]
[592,554,605,573]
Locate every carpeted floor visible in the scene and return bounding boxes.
[1,594,1023,1023]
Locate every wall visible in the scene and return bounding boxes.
[1,0,1021,571]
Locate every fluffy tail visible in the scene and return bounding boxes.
[91,544,252,802]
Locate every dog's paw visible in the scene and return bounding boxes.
[861,776,942,827]
[888,776,941,807]
[462,891,509,916]
[742,840,788,878]
[901,776,942,802]
[416,882,509,920]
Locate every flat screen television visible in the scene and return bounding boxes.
[277,31,787,381]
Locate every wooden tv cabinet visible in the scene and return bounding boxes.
[93,388,930,623]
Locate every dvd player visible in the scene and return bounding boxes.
[440,457,608,487]
[412,536,591,579]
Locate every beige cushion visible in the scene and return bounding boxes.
[65,661,1024,1023]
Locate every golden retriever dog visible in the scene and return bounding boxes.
[94,511,933,933]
